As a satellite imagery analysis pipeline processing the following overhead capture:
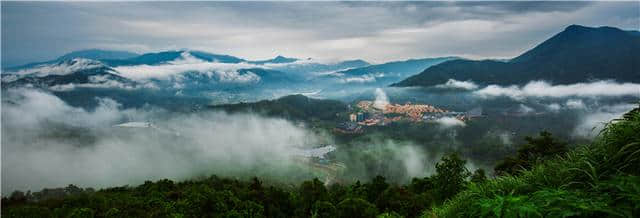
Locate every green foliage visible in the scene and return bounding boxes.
[68,208,95,218]
[336,198,379,218]
[366,176,389,203]
[2,206,52,218]
[209,94,347,122]
[377,211,404,218]
[433,105,640,218]
[104,208,121,218]
[1,153,466,218]
[477,192,540,217]
[312,201,337,218]
[432,153,471,202]
[471,169,487,184]
[300,178,329,214]
[494,131,568,175]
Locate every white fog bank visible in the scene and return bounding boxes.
[474,80,640,100]
[1,89,325,194]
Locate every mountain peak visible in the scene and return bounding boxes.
[57,49,139,61]
[562,24,623,34]
[564,24,589,32]
[271,55,298,63]
[510,24,633,64]
[248,55,298,65]
[393,25,639,87]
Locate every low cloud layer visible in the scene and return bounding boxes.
[113,52,261,82]
[435,79,479,90]
[435,117,466,128]
[517,104,536,115]
[340,74,380,84]
[566,99,587,109]
[1,88,326,194]
[7,59,105,78]
[2,88,449,194]
[49,75,150,91]
[474,80,640,100]
[573,103,637,138]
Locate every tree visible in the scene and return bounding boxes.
[366,176,389,203]
[239,201,264,218]
[470,169,487,183]
[68,208,94,218]
[495,131,568,175]
[408,177,433,194]
[375,187,412,217]
[312,201,336,218]
[4,206,52,218]
[328,183,348,204]
[105,208,121,218]
[377,211,403,218]
[300,178,328,214]
[336,198,378,218]
[432,153,470,202]
[8,191,26,202]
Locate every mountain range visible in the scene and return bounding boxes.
[1,50,361,91]
[3,25,638,94]
[392,25,640,87]
[1,59,134,90]
[326,57,457,84]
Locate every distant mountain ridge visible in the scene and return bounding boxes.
[58,49,139,61]
[5,49,368,70]
[317,57,457,86]
[269,59,371,75]
[100,50,248,66]
[4,49,139,71]
[336,57,458,77]
[392,25,640,87]
[1,49,368,92]
[1,58,134,90]
[248,55,299,65]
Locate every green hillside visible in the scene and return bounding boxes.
[208,94,348,122]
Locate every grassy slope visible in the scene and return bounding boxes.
[429,106,640,217]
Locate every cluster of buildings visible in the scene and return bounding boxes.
[335,100,484,133]
[383,102,447,121]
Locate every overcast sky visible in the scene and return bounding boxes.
[1,1,638,67]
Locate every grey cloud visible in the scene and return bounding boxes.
[2,1,637,67]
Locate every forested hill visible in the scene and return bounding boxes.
[208,94,347,122]
[392,25,640,87]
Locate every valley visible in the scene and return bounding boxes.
[1,2,639,217]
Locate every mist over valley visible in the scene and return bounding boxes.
[2,2,639,217]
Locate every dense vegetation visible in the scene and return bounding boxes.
[3,105,638,217]
[393,25,640,87]
[1,152,475,218]
[432,105,640,217]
